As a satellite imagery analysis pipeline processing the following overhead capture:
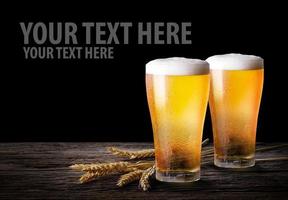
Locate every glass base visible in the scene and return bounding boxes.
[156,169,200,183]
[214,156,255,168]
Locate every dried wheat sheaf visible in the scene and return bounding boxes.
[70,139,288,191]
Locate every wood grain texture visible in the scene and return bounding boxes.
[0,143,287,200]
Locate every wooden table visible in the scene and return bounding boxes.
[0,143,287,199]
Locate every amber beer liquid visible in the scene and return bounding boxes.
[146,58,210,182]
[207,54,264,168]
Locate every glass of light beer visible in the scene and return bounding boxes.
[146,57,210,182]
[207,54,264,168]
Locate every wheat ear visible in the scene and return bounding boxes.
[69,164,87,171]
[117,170,144,187]
[108,138,209,160]
[139,165,156,191]
[108,147,154,159]
[81,161,130,172]
[79,171,113,183]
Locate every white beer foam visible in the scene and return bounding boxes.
[206,53,264,70]
[146,57,210,75]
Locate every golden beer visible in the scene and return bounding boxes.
[207,54,264,168]
[146,57,210,182]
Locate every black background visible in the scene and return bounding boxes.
[2,2,287,142]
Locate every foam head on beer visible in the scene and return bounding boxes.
[206,53,264,70]
[146,57,210,75]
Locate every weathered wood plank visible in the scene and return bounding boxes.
[0,143,287,200]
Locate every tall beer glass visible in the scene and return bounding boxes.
[146,57,210,182]
[207,54,264,168]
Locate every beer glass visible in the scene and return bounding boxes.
[207,54,264,168]
[146,57,210,182]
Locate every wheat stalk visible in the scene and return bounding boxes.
[256,156,288,162]
[117,170,144,187]
[70,161,130,173]
[139,165,156,191]
[108,139,210,160]
[80,171,111,183]
[69,164,88,171]
[256,144,288,152]
[129,161,154,170]
[71,161,154,184]
[108,147,155,159]
[202,138,210,146]
[70,138,288,191]
[70,161,154,172]
[81,161,130,172]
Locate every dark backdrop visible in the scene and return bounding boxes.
[2,2,287,142]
